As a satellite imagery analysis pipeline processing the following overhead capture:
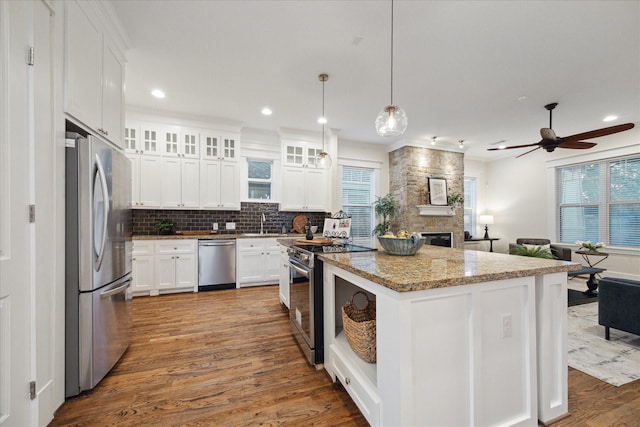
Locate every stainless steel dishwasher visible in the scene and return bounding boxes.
[198,240,236,291]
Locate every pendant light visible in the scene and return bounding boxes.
[315,73,332,169]
[375,0,407,137]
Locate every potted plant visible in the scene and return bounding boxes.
[511,245,556,259]
[372,193,397,236]
[156,219,177,235]
[447,192,464,211]
[575,240,605,253]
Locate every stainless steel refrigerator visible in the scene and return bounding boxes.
[65,132,132,397]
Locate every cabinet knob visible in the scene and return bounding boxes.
[345,377,351,385]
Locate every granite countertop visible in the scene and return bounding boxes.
[133,233,304,240]
[318,246,581,292]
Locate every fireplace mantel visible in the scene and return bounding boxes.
[417,205,454,216]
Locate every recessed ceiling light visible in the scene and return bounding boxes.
[517,96,528,101]
[261,107,272,116]
[151,89,165,99]
[498,145,506,150]
[603,115,618,122]
[317,116,327,124]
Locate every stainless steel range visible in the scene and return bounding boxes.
[287,242,375,366]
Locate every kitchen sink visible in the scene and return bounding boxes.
[240,233,286,237]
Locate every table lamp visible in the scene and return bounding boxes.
[479,215,494,239]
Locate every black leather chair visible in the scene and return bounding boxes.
[598,277,640,340]
[508,238,572,261]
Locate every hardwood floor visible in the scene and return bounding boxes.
[50,286,640,426]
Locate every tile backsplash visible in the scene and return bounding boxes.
[132,202,330,235]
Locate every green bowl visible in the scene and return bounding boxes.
[377,234,426,256]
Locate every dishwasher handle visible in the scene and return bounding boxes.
[199,241,235,247]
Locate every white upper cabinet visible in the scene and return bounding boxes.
[126,117,240,210]
[64,1,125,147]
[280,138,328,211]
[281,166,328,211]
[202,133,238,161]
[283,141,322,168]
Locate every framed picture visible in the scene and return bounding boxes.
[429,178,448,205]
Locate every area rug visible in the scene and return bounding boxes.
[568,302,640,386]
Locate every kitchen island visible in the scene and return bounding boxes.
[319,246,580,427]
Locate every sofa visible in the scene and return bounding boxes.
[598,277,640,340]
[508,238,572,261]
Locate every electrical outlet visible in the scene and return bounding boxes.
[501,314,512,338]
[226,222,235,230]
[212,223,218,231]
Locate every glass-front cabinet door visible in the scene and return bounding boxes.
[201,133,238,161]
[181,128,199,158]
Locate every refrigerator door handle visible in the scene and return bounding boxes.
[100,278,132,299]
[94,153,110,271]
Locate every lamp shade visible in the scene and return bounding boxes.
[479,215,494,225]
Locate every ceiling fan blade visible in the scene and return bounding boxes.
[516,146,541,158]
[487,142,540,151]
[540,128,556,140]
[557,140,597,149]
[563,123,635,143]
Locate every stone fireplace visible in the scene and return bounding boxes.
[388,146,464,248]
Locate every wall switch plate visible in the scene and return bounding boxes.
[212,223,218,231]
[226,222,235,230]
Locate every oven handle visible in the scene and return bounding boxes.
[289,260,310,277]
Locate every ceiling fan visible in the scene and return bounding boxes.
[488,103,635,158]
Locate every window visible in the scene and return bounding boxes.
[342,166,374,238]
[557,155,640,248]
[463,177,476,235]
[247,159,272,200]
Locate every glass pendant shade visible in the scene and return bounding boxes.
[375,105,408,137]
[315,151,332,169]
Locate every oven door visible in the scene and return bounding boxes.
[288,257,315,363]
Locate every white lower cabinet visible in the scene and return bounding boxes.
[131,241,155,294]
[132,239,197,296]
[237,238,280,287]
[278,245,290,308]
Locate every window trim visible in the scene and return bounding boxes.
[246,158,274,202]
[547,145,640,255]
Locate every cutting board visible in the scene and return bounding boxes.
[295,238,334,245]
[292,214,308,234]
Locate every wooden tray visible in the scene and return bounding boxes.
[295,238,334,245]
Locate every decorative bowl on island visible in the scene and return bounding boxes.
[377,232,426,256]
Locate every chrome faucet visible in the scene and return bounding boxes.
[260,213,266,234]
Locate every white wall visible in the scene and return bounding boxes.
[484,133,640,280]
[338,138,389,197]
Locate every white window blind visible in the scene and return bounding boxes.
[557,155,640,248]
[342,166,374,238]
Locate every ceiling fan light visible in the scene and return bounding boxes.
[375,105,407,137]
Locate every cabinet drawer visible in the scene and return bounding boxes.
[237,238,265,251]
[330,344,380,427]
[132,240,154,255]
[155,240,196,254]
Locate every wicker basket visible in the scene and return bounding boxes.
[341,291,377,363]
